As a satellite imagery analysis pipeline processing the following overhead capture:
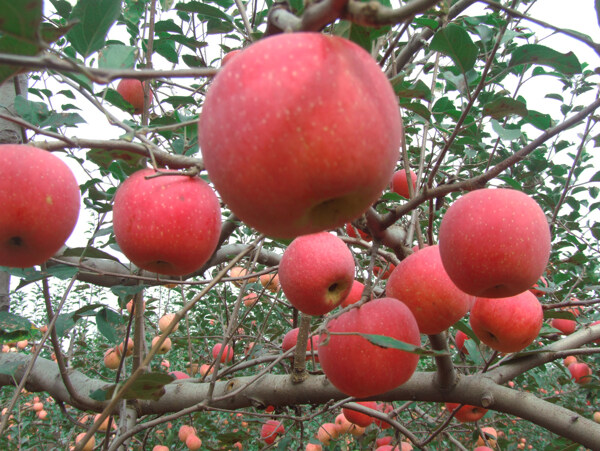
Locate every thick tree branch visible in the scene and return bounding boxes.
[4,353,600,448]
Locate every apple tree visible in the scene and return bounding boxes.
[0,0,600,449]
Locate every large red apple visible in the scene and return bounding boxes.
[318,297,420,398]
[386,245,473,334]
[469,291,543,353]
[391,168,417,198]
[445,403,488,422]
[199,32,402,239]
[438,188,551,298]
[0,144,80,268]
[112,168,221,276]
[116,79,152,114]
[279,232,355,316]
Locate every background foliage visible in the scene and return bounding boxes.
[0,0,600,449]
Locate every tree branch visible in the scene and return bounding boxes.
[4,353,600,448]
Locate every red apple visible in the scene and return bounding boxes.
[178,425,196,442]
[116,79,152,114]
[339,280,367,308]
[281,328,319,361]
[318,298,420,397]
[470,291,543,353]
[259,273,280,293]
[568,362,592,384]
[342,401,378,427]
[212,343,234,363]
[260,420,284,444]
[563,356,577,367]
[373,262,396,280]
[158,313,179,333]
[386,245,473,334]
[243,293,259,307]
[529,276,549,297]
[221,49,241,66]
[112,168,222,276]
[103,348,121,370]
[374,402,393,429]
[169,370,190,380]
[445,403,488,422]
[551,318,577,335]
[0,144,80,268]
[376,436,393,447]
[476,426,498,447]
[152,336,172,354]
[438,188,551,298]
[455,330,470,354]
[279,232,355,315]
[185,434,202,450]
[199,32,402,239]
[391,168,417,198]
[316,422,339,445]
[345,223,371,241]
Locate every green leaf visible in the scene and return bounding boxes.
[483,97,528,120]
[46,265,79,280]
[543,310,577,320]
[162,96,196,108]
[96,307,125,344]
[491,119,521,141]
[543,437,581,451]
[55,304,103,337]
[110,285,146,303]
[429,23,478,73]
[350,333,449,357]
[523,110,552,130]
[508,44,582,76]
[0,0,42,42]
[0,266,44,283]
[39,112,86,129]
[175,1,233,22]
[61,247,122,262]
[400,101,431,121]
[67,0,122,57]
[154,39,179,63]
[55,313,76,338]
[99,373,174,402]
[0,360,23,377]
[50,0,73,18]
[14,95,50,126]
[121,372,174,400]
[98,45,137,69]
[497,176,522,190]
[0,312,33,344]
[391,78,432,101]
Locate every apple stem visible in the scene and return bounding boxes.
[292,314,311,383]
